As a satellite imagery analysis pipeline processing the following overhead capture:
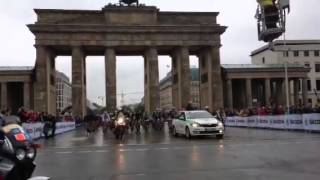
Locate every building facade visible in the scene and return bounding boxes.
[56,71,72,113]
[251,40,320,106]
[159,65,310,110]
[222,64,310,109]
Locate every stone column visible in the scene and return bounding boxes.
[171,54,179,109]
[198,46,223,112]
[246,78,252,108]
[172,47,191,109]
[293,79,300,105]
[72,46,86,118]
[227,79,233,109]
[34,46,56,114]
[302,78,308,105]
[144,47,160,113]
[1,82,7,109]
[265,78,271,105]
[23,82,30,109]
[105,48,117,112]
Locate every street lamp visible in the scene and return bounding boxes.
[282,34,290,114]
[284,61,290,114]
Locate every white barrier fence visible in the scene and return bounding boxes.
[22,121,76,139]
[225,114,320,132]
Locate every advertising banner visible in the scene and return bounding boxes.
[257,116,270,128]
[225,117,236,126]
[286,114,304,130]
[225,114,320,132]
[303,114,320,131]
[269,115,287,129]
[22,121,76,139]
[247,116,258,128]
[235,116,248,127]
[55,122,76,134]
[22,123,44,139]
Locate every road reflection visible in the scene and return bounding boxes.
[191,146,200,167]
[116,151,126,171]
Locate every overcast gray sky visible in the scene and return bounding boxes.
[0,0,319,106]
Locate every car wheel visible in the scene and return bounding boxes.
[185,127,192,139]
[216,134,224,139]
[172,126,178,137]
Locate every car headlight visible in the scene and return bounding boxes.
[27,148,36,159]
[192,123,200,128]
[218,122,224,127]
[16,149,26,161]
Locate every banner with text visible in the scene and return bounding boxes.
[22,121,76,139]
[225,114,320,132]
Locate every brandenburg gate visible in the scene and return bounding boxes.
[28,4,226,117]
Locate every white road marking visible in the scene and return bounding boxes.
[95,150,109,153]
[56,151,73,154]
[136,148,149,151]
[135,173,146,176]
[77,151,92,153]
[119,149,133,152]
[172,146,185,150]
[158,147,169,150]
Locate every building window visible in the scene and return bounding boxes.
[315,51,320,57]
[262,57,265,64]
[283,51,289,57]
[316,64,320,72]
[304,51,309,57]
[316,80,320,91]
[307,80,311,91]
[308,99,313,104]
[305,63,310,67]
[294,51,299,57]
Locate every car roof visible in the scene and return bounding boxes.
[180,110,208,113]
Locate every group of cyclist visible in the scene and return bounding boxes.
[83,108,180,136]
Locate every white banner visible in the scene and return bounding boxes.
[247,116,258,127]
[22,123,44,139]
[257,116,270,128]
[225,114,320,132]
[22,121,76,139]
[225,117,236,126]
[55,122,76,134]
[286,114,304,130]
[303,114,320,131]
[235,116,247,127]
[269,115,287,129]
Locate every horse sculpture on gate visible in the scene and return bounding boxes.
[120,0,139,6]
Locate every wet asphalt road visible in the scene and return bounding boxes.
[33,126,320,180]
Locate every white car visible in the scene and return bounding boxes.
[172,110,224,139]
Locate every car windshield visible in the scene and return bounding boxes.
[185,111,213,119]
